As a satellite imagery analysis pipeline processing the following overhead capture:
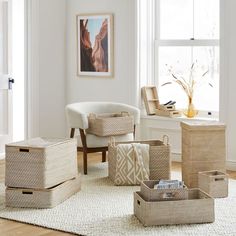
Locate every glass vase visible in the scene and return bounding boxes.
[184,97,198,118]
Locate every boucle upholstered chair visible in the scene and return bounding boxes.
[65,102,140,174]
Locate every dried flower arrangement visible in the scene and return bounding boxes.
[162,62,211,118]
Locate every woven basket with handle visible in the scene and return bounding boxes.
[108,136,171,183]
[87,112,134,137]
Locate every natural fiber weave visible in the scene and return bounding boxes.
[134,189,214,226]
[140,180,188,201]
[87,112,134,136]
[198,171,228,198]
[5,138,78,189]
[6,175,81,208]
[108,139,171,183]
[181,121,226,188]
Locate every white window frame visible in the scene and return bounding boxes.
[154,0,220,117]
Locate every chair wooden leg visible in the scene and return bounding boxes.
[102,151,106,162]
[83,152,88,175]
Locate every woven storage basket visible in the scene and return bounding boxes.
[87,112,134,136]
[134,189,214,226]
[5,137,78,189]
[181,121,226,188]
[108,137,171,183]
[6,174,81,209]
[140,180,188,201]
[198,170,228,198]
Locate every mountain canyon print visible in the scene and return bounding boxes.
[80,17,109,73]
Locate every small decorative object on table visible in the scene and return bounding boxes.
[142,86,181,117]
[156,100,182,117]
[141,86,159,115]
[198,170,228,198]
[158,100,176,111]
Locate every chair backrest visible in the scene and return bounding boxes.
[65,102,140,129]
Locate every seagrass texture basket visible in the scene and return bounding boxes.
[134,189,215,226]
[87,112,134,136]
[181,121,226,188]
[198,170,228,198]
[108,137,171,183]
[6,174,81,209]
[5,138,78,189]
[140,180,188,201]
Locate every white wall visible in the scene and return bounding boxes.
[38,0,66,137]
[28,0,236,169]
[221,0,236,169]
[66,0,137,106]
[28,0,137,138]
[28,0,67,138]
[12,0,25,141]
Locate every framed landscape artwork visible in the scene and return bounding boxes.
[77,14,113,77]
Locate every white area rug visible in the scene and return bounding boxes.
[0,163,236,236]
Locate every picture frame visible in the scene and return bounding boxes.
[76,14,114,78]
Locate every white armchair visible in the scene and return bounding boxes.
[65,102,140,174]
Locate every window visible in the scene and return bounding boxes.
[139,0,220,115]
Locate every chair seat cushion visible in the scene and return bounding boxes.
[77,133,134,148]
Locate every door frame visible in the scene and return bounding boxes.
[25,0,40,139]
[1,0,40,157]
[0,0,13,155]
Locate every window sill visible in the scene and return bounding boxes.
[141,114,219,122]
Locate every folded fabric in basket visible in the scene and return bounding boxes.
[114,143,150,185]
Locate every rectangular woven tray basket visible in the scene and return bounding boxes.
[134,189,215,226]
[140,180,188,201]
[87,112,134,136]
[6,174,81,209]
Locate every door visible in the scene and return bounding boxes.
[0,0,13,154]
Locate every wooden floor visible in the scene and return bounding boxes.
[0,154,235,235]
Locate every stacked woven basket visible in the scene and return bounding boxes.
[108,135,212,226]
[5,137,81,208]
